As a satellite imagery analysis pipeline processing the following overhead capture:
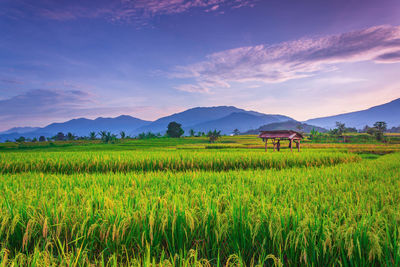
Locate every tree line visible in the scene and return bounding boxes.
[10,121,224,144]
[306,121,391,142]
[10,120,398,144]
[166,122,222,143]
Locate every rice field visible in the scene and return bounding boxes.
[0,137,399,266]
[0,150,360,174]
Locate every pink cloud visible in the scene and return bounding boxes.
[172,25,400,93]
[175,84,211,93]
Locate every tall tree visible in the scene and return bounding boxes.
[15,136,26,143]
[335,122,346,135]
[166,122,184,138]
[374,121,387,132]
[66,132,76,141]
[55,132,65,141]
[373,121,387,141]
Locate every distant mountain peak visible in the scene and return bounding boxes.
[135,105,293,134]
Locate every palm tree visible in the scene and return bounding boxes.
[99,131,107,141]
[233,129,240,135]
[207,129,221,143]
[189,129,195,137]
[99,131,117,143]
[89,132,97,140]
[120,131,126,139]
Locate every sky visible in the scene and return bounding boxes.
[0,0,400,131]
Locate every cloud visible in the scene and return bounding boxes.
[0,88,190,131]
[0,89,93,123]
[175,78,231,93]
[172,25,400,93]
[374,50,400,63]
[314,77,367,85]
[10,0,257,24]
[175,84,211,93]
[0,78,24,85]
[0,88,174,130]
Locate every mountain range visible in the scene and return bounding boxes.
[1,98,399,141]
[305,98,400,129]
[0,106,292,141]
[136,107,292,135]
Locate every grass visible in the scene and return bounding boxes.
[0,136,399,266]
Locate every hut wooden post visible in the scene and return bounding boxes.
[277,140,281,151]
[272,139,276,152]
[295,140,301,152]
[289,139,293,152]
[265,138,268,152]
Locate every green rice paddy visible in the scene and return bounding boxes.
[0,136,399,266]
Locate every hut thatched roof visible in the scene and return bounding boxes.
[258,130,303,140]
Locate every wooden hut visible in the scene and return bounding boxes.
[258,130,303,152]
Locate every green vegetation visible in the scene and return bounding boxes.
[0,136,399,266]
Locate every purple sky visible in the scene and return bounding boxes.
[1,0,400,130]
